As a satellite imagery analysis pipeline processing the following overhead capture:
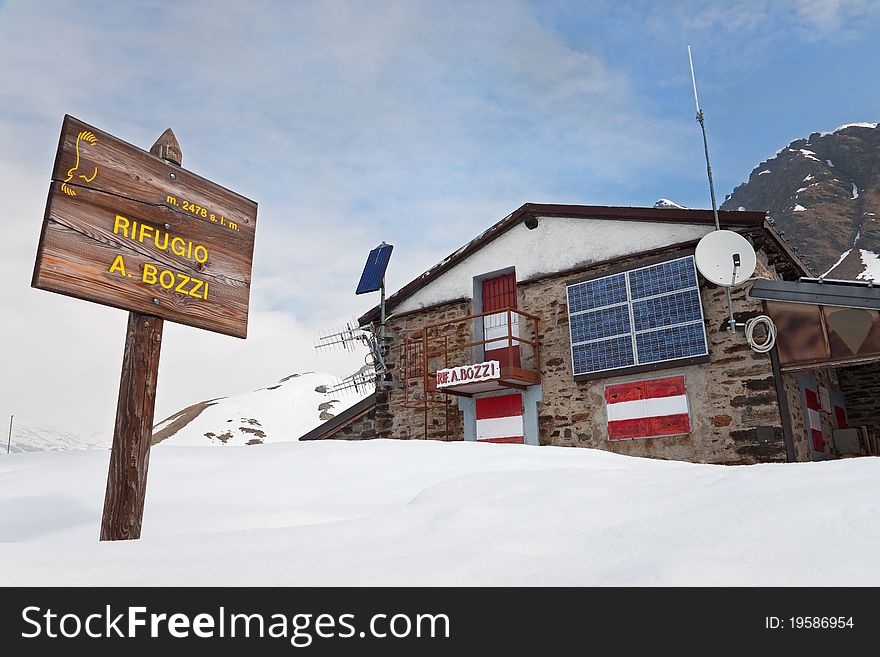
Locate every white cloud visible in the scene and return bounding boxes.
[0,0,705,435]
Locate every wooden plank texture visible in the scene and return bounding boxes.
[100,311,163,541]
[32,115,257,338]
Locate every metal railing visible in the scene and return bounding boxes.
[395,307,541,439]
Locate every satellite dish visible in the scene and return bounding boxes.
[695,230,756,286]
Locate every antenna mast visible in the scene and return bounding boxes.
[688,45,735,331]
[689,45,721,232]
[315,241,401,395]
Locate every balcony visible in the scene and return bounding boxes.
[399,307,542,399]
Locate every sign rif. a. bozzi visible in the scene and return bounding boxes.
[33,115,257,338]
[436,361,501,389]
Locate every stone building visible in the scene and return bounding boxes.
[301,203,880,465]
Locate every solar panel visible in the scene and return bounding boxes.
[569,305,631,343]
[566,273,627,313]
[356,242,393,295]
[635,323,707,364]
[628,257,697,299]
[566,256,708,376]
[572,336,635,373]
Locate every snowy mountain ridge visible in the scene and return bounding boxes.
[723,122,879,281]
[152,371,365,447]
[4,372,365,453]
[3,424,110,454]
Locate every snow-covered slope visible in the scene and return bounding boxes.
[152,372,365,446]
[1,440,878,585]
[4,425,109,453]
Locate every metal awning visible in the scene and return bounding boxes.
[751,277,880,371]
[750,278,880,310]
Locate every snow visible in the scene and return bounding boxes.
[820,122,879,135]
[394,217,713,314]
[1,440,880,586]
[797,149,820,162]
[793,204,806,212]
[153,372,365,446]
[803,174,814,182]
[757,170,771,176]
[852,183,859,199]
[653,198,688,209]
[821,249,852,277]
[4,424,109,453]
[858,250,880,283]
[827,159,835,167]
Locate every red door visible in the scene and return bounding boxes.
[482,273,520,367]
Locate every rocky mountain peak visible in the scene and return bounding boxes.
[722,123,879,281]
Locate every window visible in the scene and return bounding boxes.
[566,256,708,377]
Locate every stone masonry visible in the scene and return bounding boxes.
[524,246,787,464]
[347,243,793,464]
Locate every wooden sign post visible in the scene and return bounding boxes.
[32,116,258,540]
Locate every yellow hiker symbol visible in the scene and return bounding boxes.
[61,131,99,197]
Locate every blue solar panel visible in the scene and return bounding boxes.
[570,305,631,343]
[635,323,707,364]
[567,273,627,313]
[628,257,697,300]
[566,256,708,376]
[572,336,635,373]
[632,289,703,332]
[356,242,393,295]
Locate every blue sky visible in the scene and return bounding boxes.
[1,0,877,433]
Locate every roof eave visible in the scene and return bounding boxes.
[359,204,769,326]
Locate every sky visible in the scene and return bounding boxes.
[1,0,878,436]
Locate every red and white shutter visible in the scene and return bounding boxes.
[605,376,690,440]
[476,394,524,444]
[804,387,826,452]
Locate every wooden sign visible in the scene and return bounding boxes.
[32,116,258,542]
[32,115,257,338]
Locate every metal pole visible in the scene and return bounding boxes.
[688,45,736,332]
[380,277,386,343]
[7,414,13,454]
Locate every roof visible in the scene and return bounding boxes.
[750,278,880,310]
[298,393,377,441]
[360,203,805,325]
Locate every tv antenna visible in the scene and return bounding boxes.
[315,242,401,394]
[688,45,748,332]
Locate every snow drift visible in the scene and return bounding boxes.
[1,439,878,586]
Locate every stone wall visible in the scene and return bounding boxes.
[839,363,880,434]
[322,403,380,441]
[523,248,787,464]
[781,370,810,462]
[319,245,797,465]
[380,298,473,441]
